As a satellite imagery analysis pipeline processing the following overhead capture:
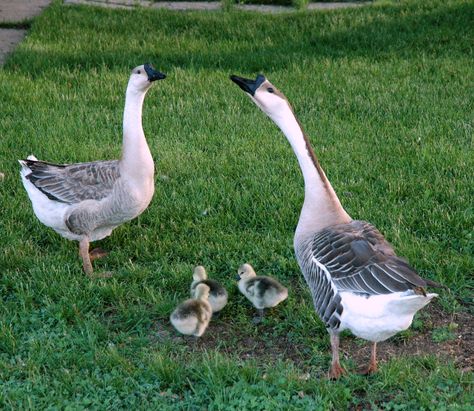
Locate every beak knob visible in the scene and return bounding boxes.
[230,74,266,96]
[144,63,166,82]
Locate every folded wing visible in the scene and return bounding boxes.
[22,158,120,205]
[311,220,427,295]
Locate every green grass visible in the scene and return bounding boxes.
[0,0,473,408]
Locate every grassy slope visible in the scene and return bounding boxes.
[0,0,473,408]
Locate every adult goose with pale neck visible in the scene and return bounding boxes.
[19,64,165,277]
[230,74,441,379]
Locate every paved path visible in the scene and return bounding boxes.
[64,0,368,13]
[0,0,52,65]
[0,1,368,65]
[0,29,27,65]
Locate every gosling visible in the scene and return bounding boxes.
[191,265,228,314]
[170,283,212,337]
[237,263,288,323]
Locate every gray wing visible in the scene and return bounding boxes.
[297,240,343,329]
[312,220,427,295]
[23,158,120,205]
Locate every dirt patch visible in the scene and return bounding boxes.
[344,303,473,373]
[153,302,473,374]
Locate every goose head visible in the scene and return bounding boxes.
[236,263,257,281]
[128,63,166,93]
[193,265,208,282]
[195,283,210,300]
[230,74,289,122]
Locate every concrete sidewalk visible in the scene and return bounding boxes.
[64,0,368,13]
[0,0,52,65]
[0,1,368,65]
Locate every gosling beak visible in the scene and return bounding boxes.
[144,63,166,82]
[230,74,266,96]
[235,275,241,281]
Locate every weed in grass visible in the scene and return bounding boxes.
[431,323,459,344]
[221,0,236,12]
[292,0,309,10]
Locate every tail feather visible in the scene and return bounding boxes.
[388,293,437,315]
[19,155,39,176]
[424,278,448,290]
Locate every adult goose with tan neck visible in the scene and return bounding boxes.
[19,64,166,277]
[230,74,442,379]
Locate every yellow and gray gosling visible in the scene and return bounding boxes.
[237,263,288,323]
[191,266,228,314]
[170,283,212,337]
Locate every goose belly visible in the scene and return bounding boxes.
[339,291,437,342]
[101,180,154,225]
[68,181,153,241]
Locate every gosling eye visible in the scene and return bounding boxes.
[137,70,141,74]
[267,87,274,93]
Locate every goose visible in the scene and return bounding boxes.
[237,263,288,323]
[170,283,213,337]
[230,74,441,378]
[190,265,228,313]
[19,64,165,277]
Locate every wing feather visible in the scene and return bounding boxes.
[309,220,427,296]
[22,158,120,204]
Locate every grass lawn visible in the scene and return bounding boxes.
[0,0,473,409]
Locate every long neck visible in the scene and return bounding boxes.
[269,106,351,236]
[120,86,154,179]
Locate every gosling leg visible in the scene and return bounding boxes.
[252,308,265,324]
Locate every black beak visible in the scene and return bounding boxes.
[235,274,241,281]
[230,74,266,96]
[144,63,166,82]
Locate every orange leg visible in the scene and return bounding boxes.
[79,237,93,276]
[79,239,112,278]
[328,332,346,379]
[360,342,378,375]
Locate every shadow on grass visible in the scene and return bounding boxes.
[4,1,473,77]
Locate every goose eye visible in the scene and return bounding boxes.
[137,70,141,74]
[267,87,274,93]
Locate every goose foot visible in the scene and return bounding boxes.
[89,271,113,279]
[359,363,378,376]
[89,248,108,261]
[328,361,347,380]
[79,238,112,278]
[328,331,346,379]
[359,342,378,375]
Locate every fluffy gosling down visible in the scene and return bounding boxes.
[191,266,228,314]
[170,283,212,337]
[237,263,288,323]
